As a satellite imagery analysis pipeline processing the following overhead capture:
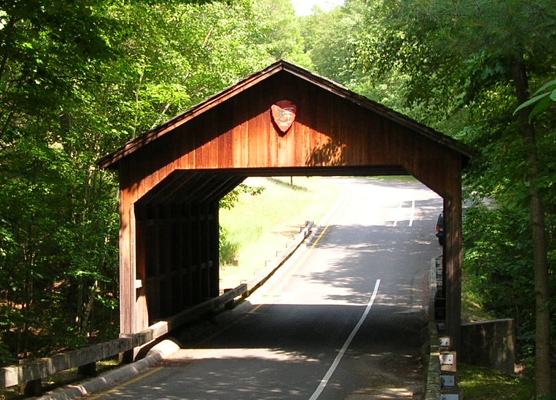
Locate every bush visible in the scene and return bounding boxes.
[219,227,240,265]
[463,202,556,368]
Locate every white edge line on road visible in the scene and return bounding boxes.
[394,199,416,227]
[308,278,381,400]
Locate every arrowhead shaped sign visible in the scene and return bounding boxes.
[271,100,297,134]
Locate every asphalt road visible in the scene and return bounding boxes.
[89,177,443,400]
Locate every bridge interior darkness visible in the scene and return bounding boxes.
[135,166,409,324]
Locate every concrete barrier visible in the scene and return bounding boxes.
[36,340,181,400]
[461,319,515,374]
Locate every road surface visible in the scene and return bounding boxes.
[90,177,443,400]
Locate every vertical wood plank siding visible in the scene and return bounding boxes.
[106,63,471,349]
[121,74,462,199]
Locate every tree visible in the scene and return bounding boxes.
[299,0,430,123]
[252,0,311,66]
[0,0,311,365]
[516,79,556,121]
[353,0,556,396]
[0,0,122,361]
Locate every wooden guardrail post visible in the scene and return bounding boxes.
[18,357,43,396]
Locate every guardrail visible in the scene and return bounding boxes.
[1,220,314,395]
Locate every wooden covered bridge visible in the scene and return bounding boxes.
[98,60,472,348]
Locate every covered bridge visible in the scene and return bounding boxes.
[98,60,472,348]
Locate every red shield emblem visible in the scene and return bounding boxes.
[271,100,297,134]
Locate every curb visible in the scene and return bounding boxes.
[36,340,181,400]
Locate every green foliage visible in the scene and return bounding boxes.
[515,79,556,122]
[253,0,311,65]
[300,0,393,103]
[353,0,556,121]
[458,363,535,399]
[462,202,551,363]
[0,132,120,359]
[219,227,240,265]
[347,1,556,386]
[219,183,265,263]
[220,183,265,210]
[0,0,304,366]
[301,3,360,82]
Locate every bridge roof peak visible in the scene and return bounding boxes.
[98,60,472,171]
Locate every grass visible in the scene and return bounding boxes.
[220,176,339,247]
[219,175,413,259]
[460,276,537,399]
[458,363,534,399]
[218,176,341,289]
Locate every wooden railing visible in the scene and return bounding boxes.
[0,220,314,395]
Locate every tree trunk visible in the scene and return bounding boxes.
[512,56,551,398]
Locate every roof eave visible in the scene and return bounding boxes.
[98,59,474,170]
[98,60,288,170]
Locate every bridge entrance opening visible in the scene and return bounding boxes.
[99,60,472,351]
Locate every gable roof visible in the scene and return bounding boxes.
[98,59,473,170]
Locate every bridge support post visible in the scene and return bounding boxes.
[444,189,462,353]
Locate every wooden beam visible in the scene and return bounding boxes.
[444,183,463,353]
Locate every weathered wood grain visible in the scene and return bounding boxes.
[99,60,471,353]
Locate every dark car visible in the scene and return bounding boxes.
[436,212,444,245]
